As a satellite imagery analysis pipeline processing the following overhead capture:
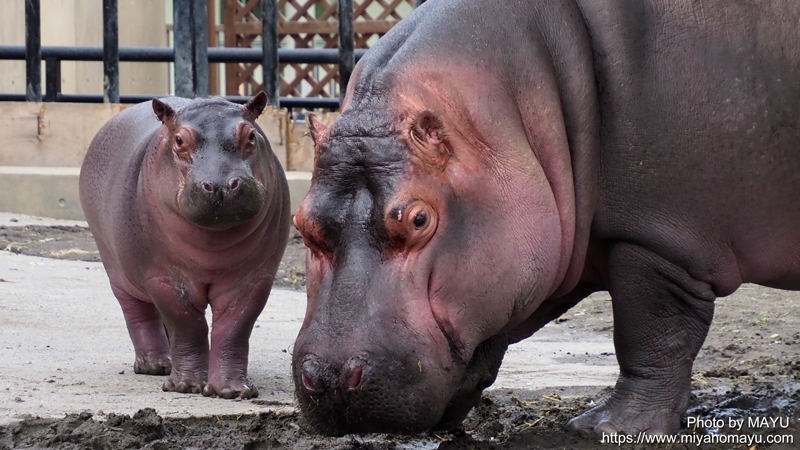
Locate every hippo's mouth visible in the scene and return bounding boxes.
[432,334,509,430]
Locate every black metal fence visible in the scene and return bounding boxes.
[0,0,428,110]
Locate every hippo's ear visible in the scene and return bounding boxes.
[409,109,449,172]
[244,91,268,119]
[152,99,176,126]
[308,113,328,146]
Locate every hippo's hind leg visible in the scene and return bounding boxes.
[202,281,272,399]
[112,284,172,376]
[568,242,715,436]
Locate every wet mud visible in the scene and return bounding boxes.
[1,224,799,449]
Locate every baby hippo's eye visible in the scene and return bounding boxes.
[175,136,183,146]
[249,131,256,142]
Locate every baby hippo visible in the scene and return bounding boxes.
[79,93,290,399]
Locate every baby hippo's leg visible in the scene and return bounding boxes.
[146,280,210,394]
[112,284,171,375]
[204,280,273,399]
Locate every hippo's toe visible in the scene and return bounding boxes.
[203,379,259,399]
[133,355,172,376]
[162,375,205,394]
[567,397,679,436]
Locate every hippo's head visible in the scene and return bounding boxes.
[292,98,568,434]
[151,93,271,230]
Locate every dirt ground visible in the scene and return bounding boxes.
[0,215,798,449]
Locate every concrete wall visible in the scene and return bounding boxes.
[0,101,316,221]
[0,0,169,96]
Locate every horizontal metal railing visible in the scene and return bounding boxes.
[0,0,405,111]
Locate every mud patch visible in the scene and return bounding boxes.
[2,388,798,449]
[0,225,309,290]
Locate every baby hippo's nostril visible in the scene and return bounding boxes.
[202,182,214,193]
[228,177,240,191]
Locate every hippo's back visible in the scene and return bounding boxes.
[580,0,800,293]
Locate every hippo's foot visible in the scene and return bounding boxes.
[202,378,259,399]
[162,374,206,394]
[567,376,685,436]
[133,354,172,376]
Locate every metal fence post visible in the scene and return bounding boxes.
[262,0,280,108]
[174,0,195,98]
[338,0,354,103]
[103,0,120,103]
[192,0,209,97]
[25,0,42,102]
[174,0,209,98]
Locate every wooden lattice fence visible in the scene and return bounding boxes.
[222,0,415,99]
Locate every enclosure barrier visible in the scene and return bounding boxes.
[1,0,428,111]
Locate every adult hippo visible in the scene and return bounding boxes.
[80,93,290,399]
[291,0,800,436]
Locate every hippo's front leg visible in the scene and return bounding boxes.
[146,279,210,394]
[111,283,172,375]
[568,242,716,435]
[203,280,272,399]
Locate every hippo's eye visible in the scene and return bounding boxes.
[385,199,437,251]
[413,212,427,228]
[175,136,183,146]
[249,131,256,142]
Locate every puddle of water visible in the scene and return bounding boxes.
[395,439,440,450]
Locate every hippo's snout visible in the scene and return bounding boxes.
[198,176,244,201]
[180,174,266,229]
[292,335,460,436]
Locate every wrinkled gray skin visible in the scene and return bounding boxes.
[291,0,800,437]
[80,93,290,399]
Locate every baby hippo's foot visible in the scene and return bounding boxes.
[133,353,172,375]
[203,378,259,399]
[162,373,206,394]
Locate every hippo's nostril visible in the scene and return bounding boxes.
[301,358,323,393]
[302,372,317,391]
[201,182,214,193]
[228,177,240,191]
[343,357,366,390]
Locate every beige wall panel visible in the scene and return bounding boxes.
[0,102,125,167]
[70,0,103,95]
[118,0,169,95]
[0,0,169,96]
[256,108,288,170]
[0,2,25,95]
[0,103,42,166]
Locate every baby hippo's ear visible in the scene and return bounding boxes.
[152,98,176,126]
[409,109,449,172]
[244,91,269,120]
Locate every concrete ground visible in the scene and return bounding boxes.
[0,213,617,426]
